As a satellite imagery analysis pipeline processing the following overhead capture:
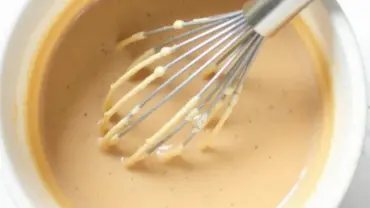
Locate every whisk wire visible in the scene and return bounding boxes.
[102,16,247,124]
[144,11,244,36]
[116,26,248,140]
[146,40,248,154]
[100,9,266,166]
[144,35,263,159]
[123,35,265,165]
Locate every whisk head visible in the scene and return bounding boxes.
[98,10,264,167]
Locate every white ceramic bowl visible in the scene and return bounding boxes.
[0,0,367,207]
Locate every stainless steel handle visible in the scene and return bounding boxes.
[243,0,314,36]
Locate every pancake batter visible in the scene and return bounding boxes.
[26,0,333,207]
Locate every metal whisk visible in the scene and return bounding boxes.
[99,0,314,167]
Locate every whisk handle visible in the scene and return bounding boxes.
[243,0,314,36]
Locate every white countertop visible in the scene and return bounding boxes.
[1,0,370,207]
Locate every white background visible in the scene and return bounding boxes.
[0,0,370,207]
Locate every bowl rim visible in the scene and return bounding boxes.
[301,0,368,207]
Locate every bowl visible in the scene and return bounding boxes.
[0,0,367,207]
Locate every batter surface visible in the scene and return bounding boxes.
[27,0,332,207]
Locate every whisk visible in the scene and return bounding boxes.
[99,0,314,167]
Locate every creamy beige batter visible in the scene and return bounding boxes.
[26,0,333,207]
